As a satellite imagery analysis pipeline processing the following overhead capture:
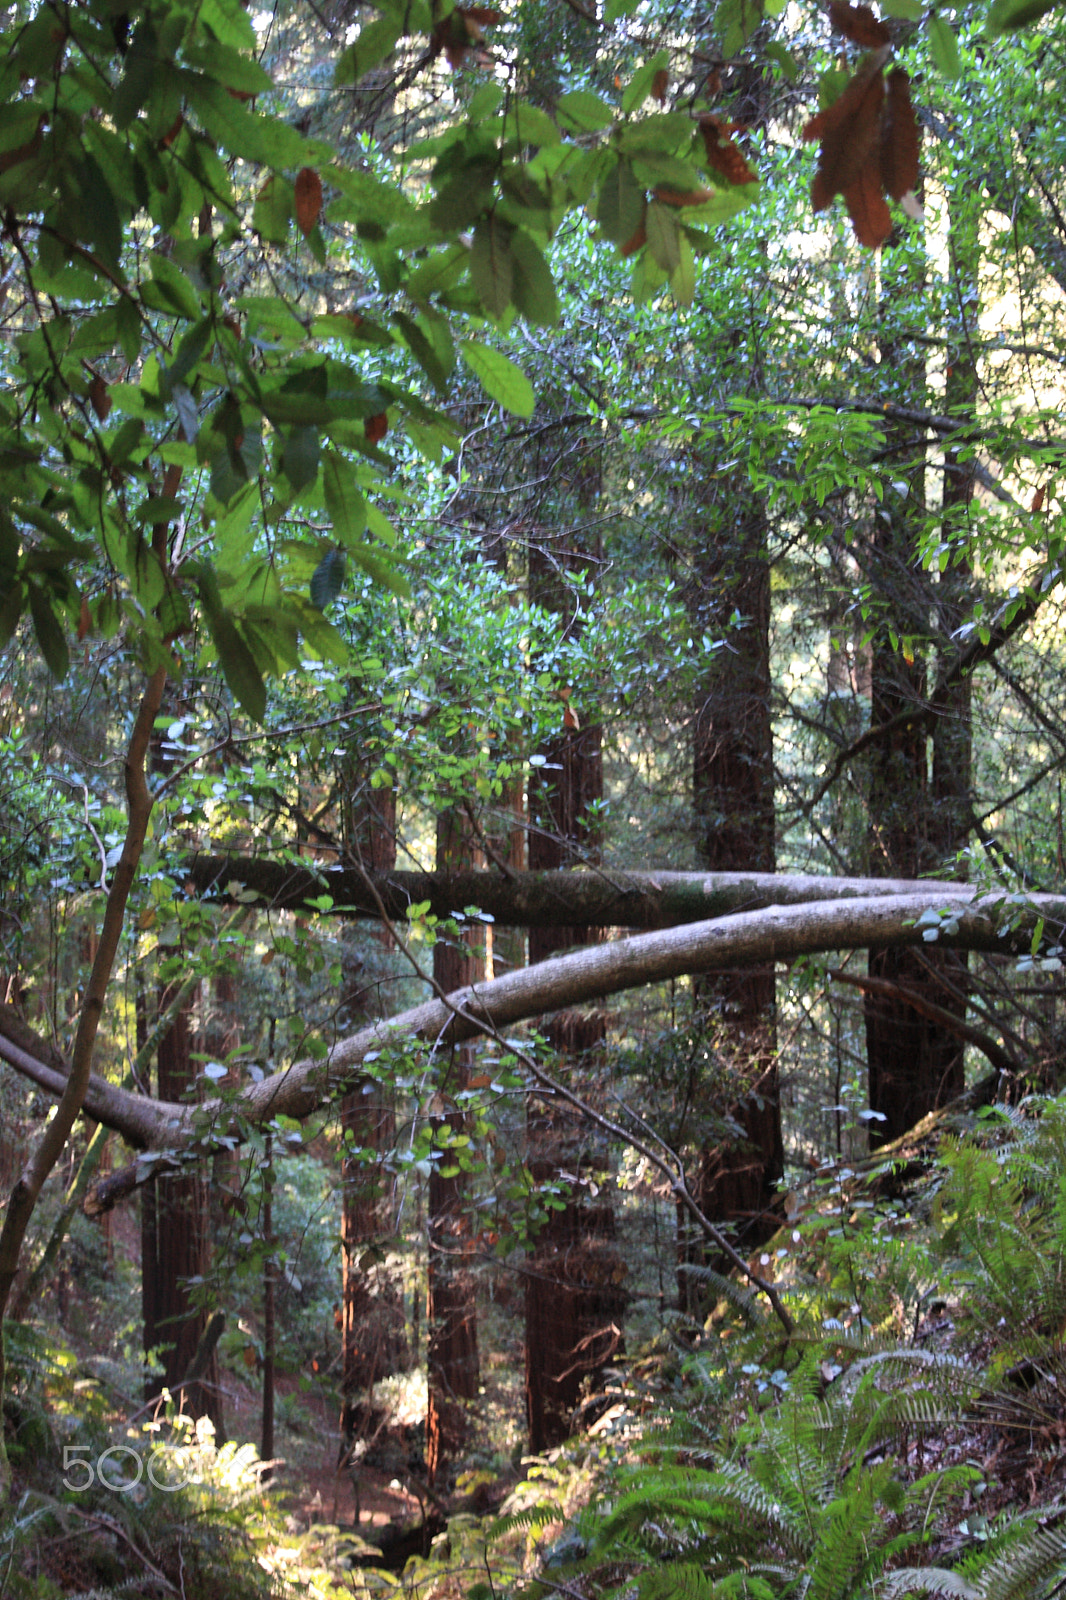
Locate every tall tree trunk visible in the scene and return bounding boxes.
[864,204,971,1144]
[426,808,482,1486]
[524,521,626,1450]
[141,971,224,1432]
[339,777,407,1443]
[688,487,783,1287]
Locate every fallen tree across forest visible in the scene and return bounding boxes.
[0,887,1061,1211]
[179,858,981,925]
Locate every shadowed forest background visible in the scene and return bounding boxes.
[4,0,1066,1594]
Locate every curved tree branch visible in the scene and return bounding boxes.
[35,888,1061,1215]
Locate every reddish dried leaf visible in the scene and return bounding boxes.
[842,158,892,247]
[161,114,184,147]
[365,412,389,443]
[653,185,715,206]
[880,66,919,202]
[563,704,581,731]
[808,67,884,210]
[828,1,891,45]
[432,6,499,65]
[1032,486,1046,514]
[619,223,647,257]
[226,87,254,103]
[77,596,91,641]
[294,167,323,236]
[88,373,111,421]
[699,115,758,185]
[651,67,670,101]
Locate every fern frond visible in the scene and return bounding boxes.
[875,1565,979,1598]
[489,1504,562,1540]
[680,1262,765,1327]
[973,1519,1066,1600]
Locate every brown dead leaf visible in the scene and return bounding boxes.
[294,167,323,236]
[653,185,715,207]
[807,66,885,212]
[651,67,670,102]
[88,373,111,421]
[880,66,919,201]
[842,158,892,247]
[828,0,891,45]
[699,115,758,185]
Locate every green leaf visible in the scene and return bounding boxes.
[254,174,293,243]
[334,15,402,84]
[622,51,669,115]
[987,0,1062,28]
[210,609,267,721]
[505,101,562,148]
[764,40,800,80]
[392,311,454,395]
[310,546,346,610]
[181,75,311,168]
[346,543,411,598]
[511,231,559,327]
[459,341,535,418]
[470,216,514,318]
[145,256,203,321]
[323,450,368,546]
[556,91,615,133]
[111,17,160,129]
[0,583,25,650]
[28,583,68,680]
[881,0,924,15]
[597,160,645,246]
[646,201,681,273]
[116,297,142,365]
[927,13,963,76]
[282,427,321,492]
[671,230,696,308]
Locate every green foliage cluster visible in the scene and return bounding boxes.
[458,1101,1066,1600]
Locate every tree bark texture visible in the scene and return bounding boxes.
[524,520,626,1453]
[338,778,408,1434]
[690,487,783,1278]
[180,857,979,927]
[426,809,481,1485]
[864,216,969,1144]
[141,973,224,1432]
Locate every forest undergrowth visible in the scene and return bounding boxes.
[7,1095,1066,1600]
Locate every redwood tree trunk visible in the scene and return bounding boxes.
[426,808,481,1486]
[525,717,626,1450]
[864,208,971,1143]
[689,492,783,1284]
[142,974,223,1431]
[339,778,407,1443]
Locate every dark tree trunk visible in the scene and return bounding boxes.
[142,974,224,1432]
[688,492,783,1286]
[522,514,627,1451]
[864,203,971,1144]
[426,808,481,1486]
[339,778,407,1440]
